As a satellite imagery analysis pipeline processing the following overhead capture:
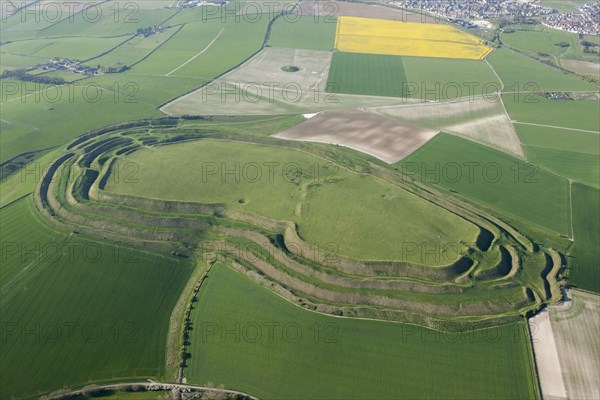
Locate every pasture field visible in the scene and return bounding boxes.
[569,183,600,293]
[1,36,129,62]
[105,138,477,264]
[326,52,408,98]
[334,16,492,59]
[539,0,591,12]
[377,97,524,156]
[169,18,271,78]
[487,48,597,91]
[501,24,597,62]
[0,199,194,400]
[400,133,570,242]
[186,262,538,400]
[83,27,179,69]
[267,16,337,51]
[0,53,46,71]
[129,20,226,75]
[39,4,178,37]
[503,95,600,132]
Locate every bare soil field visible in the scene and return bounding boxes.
[162,47,421,115]
[529,309,567,399]
[273,109,439,163]
[298,0,439,23]
[560,59,600,77]
[375,97,525,157]
[529,290,600,400]
[550,290,600,400]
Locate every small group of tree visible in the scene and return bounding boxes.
[1,69,66,85]
[555,41,570,48]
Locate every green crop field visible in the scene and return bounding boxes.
[186,262,538,400]
[487,48,596,92]
[327,52,409,98]
[400,133,570,242]
[326,53,500,100]
[267,16,337,51]
[0,197,193,400]
[105,138,477,264]
[504,95,600,132]
[569,183,600,293]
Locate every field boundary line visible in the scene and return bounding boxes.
[512,121,600,134]
[128,24,185,69]
[166,28,225,76]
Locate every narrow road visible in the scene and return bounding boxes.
[512,121,600,134]
[42,381,259,400]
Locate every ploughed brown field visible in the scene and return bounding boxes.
[273,109,438,163]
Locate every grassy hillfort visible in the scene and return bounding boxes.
[1,0,598,399]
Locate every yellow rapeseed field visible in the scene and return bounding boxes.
[335,16,493,60]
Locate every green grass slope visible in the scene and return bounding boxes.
[400,133,570,242]
[104,139,478,264]
[186,262,538,400]
[0,198,193,399]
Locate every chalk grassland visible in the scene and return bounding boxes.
[267,16,337,51]
[1,13,271,163]
[104,138,478,264]
[273,109,438,163]
[161,47,416,116]
[549,290,600,399]
[502,24,598,62]
[0,36,129,62]
[376,97,525,157]
[131,18,269,78]
[487,48,597,91]
[186,263,538,400]
[400,134,570,244]
[83,27,179,69]
[0,2,178,41]
[0,197,194,400]
[326,52,500,100]
[334,16,492,60]
[569,183,600,293]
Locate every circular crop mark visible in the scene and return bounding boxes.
[281,65,300,72]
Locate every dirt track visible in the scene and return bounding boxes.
[273,109,438,163]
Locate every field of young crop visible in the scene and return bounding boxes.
[267,16,337,51]
[0,197,193,400]
[504,95,600,132]
[400,133,570,242]
[569,183,600,292]
[334,16,492,59]
[326,52,408,98]
[186,262,538,400]
[104,138,477,264]
[326,53,500,101]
